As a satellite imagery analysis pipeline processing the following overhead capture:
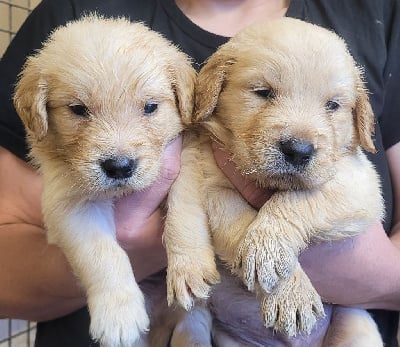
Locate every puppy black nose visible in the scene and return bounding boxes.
[279,139,315,166]
[101,157,137,179]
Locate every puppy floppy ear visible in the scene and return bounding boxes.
[168,62,196,127]
[14,63,48,141]
[353,72,376,153]
[194,48,236,123]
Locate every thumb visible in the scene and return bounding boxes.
[157,135,183,184]
[211,141,272,209]
[115,136,182,218]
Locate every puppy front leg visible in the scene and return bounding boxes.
[234,173,381,296]
[233,188,324,295]
[230,191,329,337]
[164,134,220,310]
[232,183,380,336]
[45,199,149,347]
[205,183,323,339]
[233,199,301,295]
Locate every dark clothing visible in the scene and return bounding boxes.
[0,0,399,346]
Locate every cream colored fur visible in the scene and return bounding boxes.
[164,18,384,346]
[13,15,195,347]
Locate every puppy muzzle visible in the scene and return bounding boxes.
[255,138,320,190]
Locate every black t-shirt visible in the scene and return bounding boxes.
[0,0,399,346]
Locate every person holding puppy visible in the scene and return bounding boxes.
[0,0,399,346]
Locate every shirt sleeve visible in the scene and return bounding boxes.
[379,0,400,150]
[0,0,77,159]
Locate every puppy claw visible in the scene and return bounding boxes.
[233,242,255,290]
[167,273,194,310]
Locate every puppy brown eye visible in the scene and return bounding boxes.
[254,89,274,99]
[326,100,340,111]
[143,102,158,115]
[69,104,89,117]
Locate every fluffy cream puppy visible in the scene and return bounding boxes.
[14,15,195,347]
[164,17,383,346]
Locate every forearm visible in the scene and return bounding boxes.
[0,224,85,321]
[387,143,400,242]
[300,223,400,310]
[0,148,84,320]
[0,225,166,323]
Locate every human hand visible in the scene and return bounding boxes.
[299,221,399,308]
[0,147,87,320]
[114,136,182,281]
[211,141,274,207]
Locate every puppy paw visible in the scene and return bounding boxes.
[88,286,149,347]
[233,228,297,293]
[167,255,220,310]
[260,269,325,337]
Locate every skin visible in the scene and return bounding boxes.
[1,0,399,341]
[175,0,290,36]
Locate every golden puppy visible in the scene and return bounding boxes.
[164,17,383,346]
[14,15,195,347]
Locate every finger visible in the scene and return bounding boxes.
[211,141,273,209]
[115,136,182,217]
[158,135,183,182]
[135,135,182,204]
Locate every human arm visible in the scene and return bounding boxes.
[0,137,180,321]
[300,142,400,310]
[212,141,400,311]
[387,142,400,238]
[0,146,85,321]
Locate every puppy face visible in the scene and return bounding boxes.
[14,16,195,197]
[195,18,375,190]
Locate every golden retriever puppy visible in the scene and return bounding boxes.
[13,15,195,347]
[164,17,383,346]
